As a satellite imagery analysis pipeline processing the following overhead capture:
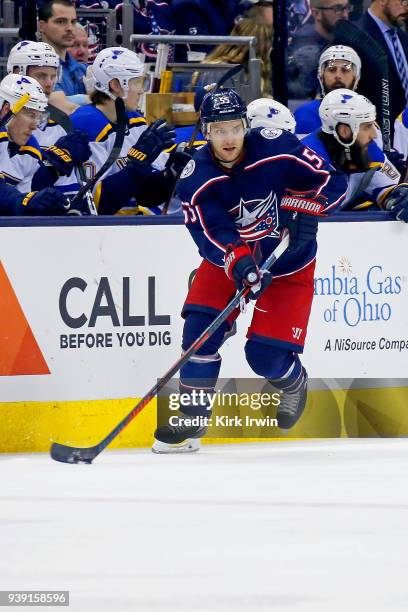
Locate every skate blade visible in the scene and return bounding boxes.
[152,438,201,454]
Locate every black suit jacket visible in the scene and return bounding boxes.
[335,13,408,138]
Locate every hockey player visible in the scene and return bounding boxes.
[247,98,296,133]
[152,88,348,454]
[302,89,407,217]
[0,74,72,215]
[7,40,91,201]
[295,45,361,137]
[70,47,187,214]
[8,41,60,101]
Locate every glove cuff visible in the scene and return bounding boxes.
[224,240,252,280]
[20,191,37,213]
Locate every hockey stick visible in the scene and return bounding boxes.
[47,104,97,215]
[339,166,378,210]
[50,231,290,464]
[0,93,31,130]
[70,97,127,206]
[162,63,244,214]
[335,19,391,152]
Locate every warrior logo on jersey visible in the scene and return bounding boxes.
[260,127,282,139]
[230,190,279,240]
[180,159,195,179]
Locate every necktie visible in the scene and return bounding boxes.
[388,28,408,103]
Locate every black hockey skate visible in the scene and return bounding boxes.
[152,414,208,454]
[271,368,308,430]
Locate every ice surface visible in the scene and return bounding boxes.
[1,439,408,611]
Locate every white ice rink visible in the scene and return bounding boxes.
[1,439,408,612]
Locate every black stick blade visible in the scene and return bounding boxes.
[50,442,96,464]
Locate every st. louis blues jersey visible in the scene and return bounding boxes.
[177,128,348,277]
[294,99,321,138]
[302,130,400,208]
[0,131,42,193]
[70,104,177,213]
[34,118,80,197]
[393,108,408,159]
[70,105,148,180]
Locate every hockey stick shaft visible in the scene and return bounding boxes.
[48,104,98,215]
[334,19,391,152]
[0,93,31,130]
[50,232,289,463]
[162,63,244,214]
[70,97,127,206]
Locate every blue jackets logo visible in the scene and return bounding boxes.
[231,190,279,240]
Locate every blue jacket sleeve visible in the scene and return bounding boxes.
[282,138,348,213]
[178,169,240,267]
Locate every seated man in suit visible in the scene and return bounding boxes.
[335,0,408,138]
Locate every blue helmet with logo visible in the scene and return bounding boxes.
[200,88,248,135]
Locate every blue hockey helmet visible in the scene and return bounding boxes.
[200,88,248,136]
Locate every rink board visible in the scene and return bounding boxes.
[0,216,408,451]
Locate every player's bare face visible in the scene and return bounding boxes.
[27,66,58,97]
[7,107,44,146]
[323,60,356,91]
[356,121,377,149]
[124,77,147,111]
[208,120,245,166]
[39,5,77,50]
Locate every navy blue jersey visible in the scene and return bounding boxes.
[177,128,348,276]
[294,99,321,136]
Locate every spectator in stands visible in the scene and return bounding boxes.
[116,0,175,62]
[67,22,89,64]
[245,0,274,26]
[289,1,311,36]
[335,0,408,136]
[75,1,121,6]
[288,0,352,97]
[196,16,273,96]
[171,0,244,54]
[38,0,87,96]
[295,45,361,136]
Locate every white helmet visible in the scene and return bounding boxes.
[318,45,361,95]
[0,73,48,113]
[319,88,376,147]
[83,64,95,95]
[247,98,296,133]
[91,47,145,100]
[7,40,60,75]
